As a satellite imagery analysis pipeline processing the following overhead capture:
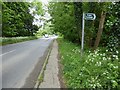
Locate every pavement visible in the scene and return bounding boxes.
[39,40,61,88]
[1,37,55,88]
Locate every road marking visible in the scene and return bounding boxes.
[0,50,16,56]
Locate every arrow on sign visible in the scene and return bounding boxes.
[84,13,96,20]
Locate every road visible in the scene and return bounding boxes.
[0,37,55,88]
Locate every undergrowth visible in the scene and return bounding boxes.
[58,38,119,89]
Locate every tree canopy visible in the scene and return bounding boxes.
[2,2,40,37]
[48,2,120,49]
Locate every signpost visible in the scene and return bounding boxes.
[84,13,96,20]
[81,13,96,56]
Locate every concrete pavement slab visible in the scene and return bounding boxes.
[39,40,60,88]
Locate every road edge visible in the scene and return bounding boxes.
[57,39,67,88]
[34,39,55,88]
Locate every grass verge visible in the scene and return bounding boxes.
[57,38,119,89]
[0,36,38,46]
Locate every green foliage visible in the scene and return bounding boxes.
[101,2,120,61]
[49,2,80,42]
[30,1,43,15]
[0,1,2,36]
[0,36,38,46]
[58,38,119,89]
[35,22,54,37]
[103,2,120,47]
[52,2,120,89]
[36,29,48,36]
[49,2,119,48]
[2,2,39,37]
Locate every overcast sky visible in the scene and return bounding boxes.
[29,0,51,28]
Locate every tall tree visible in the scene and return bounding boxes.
[94,2,110,49]
[94,11,106,49]
[2,2,39,37]
[73,2,83,43]
[49,2,79,42]
[49,2,117,49]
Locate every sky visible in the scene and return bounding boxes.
[29,0,51,28]
[41,0,49,4]
[28,0,49,4]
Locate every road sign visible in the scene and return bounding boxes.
[84,13,96,20]
[81,12,96,56]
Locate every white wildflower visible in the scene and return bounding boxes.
[116,51,119,54]
[103,57,106,60]
[108,57,111,60]
[113,66,118,69]
[103,53,105,56]
[106,49,108,52]
[113,55,116,57]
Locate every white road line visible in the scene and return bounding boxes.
[0,50,16,56]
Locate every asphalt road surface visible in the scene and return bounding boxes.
[0,37,55,88]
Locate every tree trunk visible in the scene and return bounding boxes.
[94,11,106,50]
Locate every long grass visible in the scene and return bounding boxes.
[0,36,38,46]
[57,38,119,89]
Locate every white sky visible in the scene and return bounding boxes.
[28,0,49,4]
[30,0,51,28]
[40,0,49,5]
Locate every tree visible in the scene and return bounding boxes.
[49,2,80,42]
[94,11,106,49]
[2,2,39,37]
[30,1,43,16]
[94,2,111,49]
[49,2,118,50]
[73,2,83,43]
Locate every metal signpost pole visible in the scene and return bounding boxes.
[81,12,85,56]
[81,13,96,56]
